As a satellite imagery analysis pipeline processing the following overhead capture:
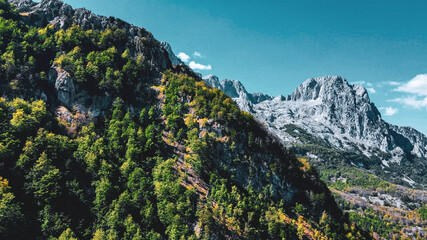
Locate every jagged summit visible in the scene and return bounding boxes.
[202,75,273,103]
[286,75,381,129]
[202,75,272,112]
[202,75,221,89]
[11,0,146,33]
[290,76,370,104]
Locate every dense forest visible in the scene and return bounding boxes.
[0,0,375,239]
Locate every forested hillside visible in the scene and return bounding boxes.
[0,0,371,239]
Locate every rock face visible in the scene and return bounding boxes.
[47,66,113,117]
[48,67,75,107]
[202,75,272,113]
[204,75,427,164]
[160,41,184,65]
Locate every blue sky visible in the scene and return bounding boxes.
[59,0,427,134]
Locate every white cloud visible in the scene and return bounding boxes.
[177,52,190,62]
[377,81,401,88]
[390,74,427,109]
[189,61,212,70]
[379,107,399,116]
[353,81,366,85]
[388,81,401,86]
[193,51,202,58]
[367,87,376,94]
[389,96,427,109]
[177,51,211,70]
[395,74,427,96]
[366,82,373,87]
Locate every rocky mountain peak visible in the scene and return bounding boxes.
[202,75,273,113]
[202,75,222,90]
[290,75,370,104]
[221,79,249,99]
[288,75,380,126]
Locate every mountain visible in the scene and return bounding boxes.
[0,0,371,239]
[202,75,273,113]
[203,75,427,187]
[201,74,427,238]
[277,76,426,160]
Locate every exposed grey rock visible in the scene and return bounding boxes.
[203,75,222,90]
[203,75,272,113]
[251,92,274,104]
[8,0,35,11]
[160,41,184,65]
[49,67,75,107]
[40,92,47,102]
[47,66,112,117]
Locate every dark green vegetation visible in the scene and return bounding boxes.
[419,205,427,220]
[0,0,373,239]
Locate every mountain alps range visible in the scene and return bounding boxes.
[1,0,427,239]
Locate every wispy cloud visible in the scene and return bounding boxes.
[395,74,427,96]
[389,96,427,109]
[177,52,190,62]
[379,107,399,116]
[367,87,376,94]
[193,51,202,58]
[189,61,212,70]
[353,81,366,85]
[378,81,402,87]
[390,74,427,109]
[387,81,401,86]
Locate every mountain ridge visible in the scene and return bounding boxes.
[203,74,427,160]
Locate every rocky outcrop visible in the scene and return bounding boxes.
[47,66,112,117]
[160,41,184,65]
[203,75,272,112]
[48,67,75,107]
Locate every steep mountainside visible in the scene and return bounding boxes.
[160,42,183,65]
[0,0,371,239]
